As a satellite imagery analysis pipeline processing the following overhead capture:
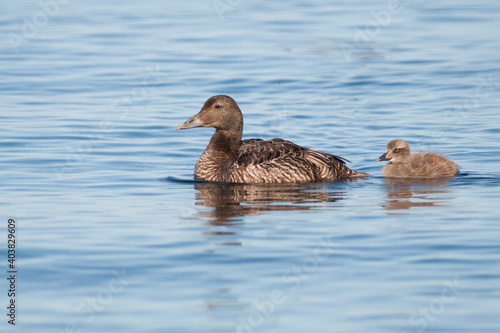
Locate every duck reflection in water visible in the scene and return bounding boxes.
[193,182,346,224]
[382,178,456,212]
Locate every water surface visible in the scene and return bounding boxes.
[1,0,500,332]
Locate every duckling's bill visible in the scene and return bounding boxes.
[377,152,390,161]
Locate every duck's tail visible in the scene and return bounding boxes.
[349,170,372,178]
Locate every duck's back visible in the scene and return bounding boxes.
[228,138,361,183]
[382,152,459,178]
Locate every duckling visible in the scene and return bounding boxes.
[377,139,459,178]
[177,95,370,183]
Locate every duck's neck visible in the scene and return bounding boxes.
[211,129,241,153]
[195,129,241,181]
[201,128,242,166]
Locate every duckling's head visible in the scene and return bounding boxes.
[177,95,243,133]
[377,139,411,163]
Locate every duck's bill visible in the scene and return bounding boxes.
[177,114,205,130]
[377,152,391,161]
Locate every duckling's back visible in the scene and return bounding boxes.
[382,152,459,178]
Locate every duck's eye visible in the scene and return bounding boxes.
[393,148,400,153]
[215,104,221,109]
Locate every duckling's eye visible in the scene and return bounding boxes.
[393,148,400,153]
[215,104,221,109]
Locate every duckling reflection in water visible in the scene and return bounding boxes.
[381,178,454,211]
[177,95,370,183]
[377,139,459,178]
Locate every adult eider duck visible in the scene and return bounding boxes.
[377,139,459,178]
[176,95,370,183]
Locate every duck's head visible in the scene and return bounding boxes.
[377,139,411,163]
[177,95,243,133]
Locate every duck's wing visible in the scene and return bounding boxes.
[237,138,349,167]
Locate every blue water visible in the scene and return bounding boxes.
[1,0,500,332]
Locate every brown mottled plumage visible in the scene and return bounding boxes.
[377,139,459,178]
[177,95,370,183]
